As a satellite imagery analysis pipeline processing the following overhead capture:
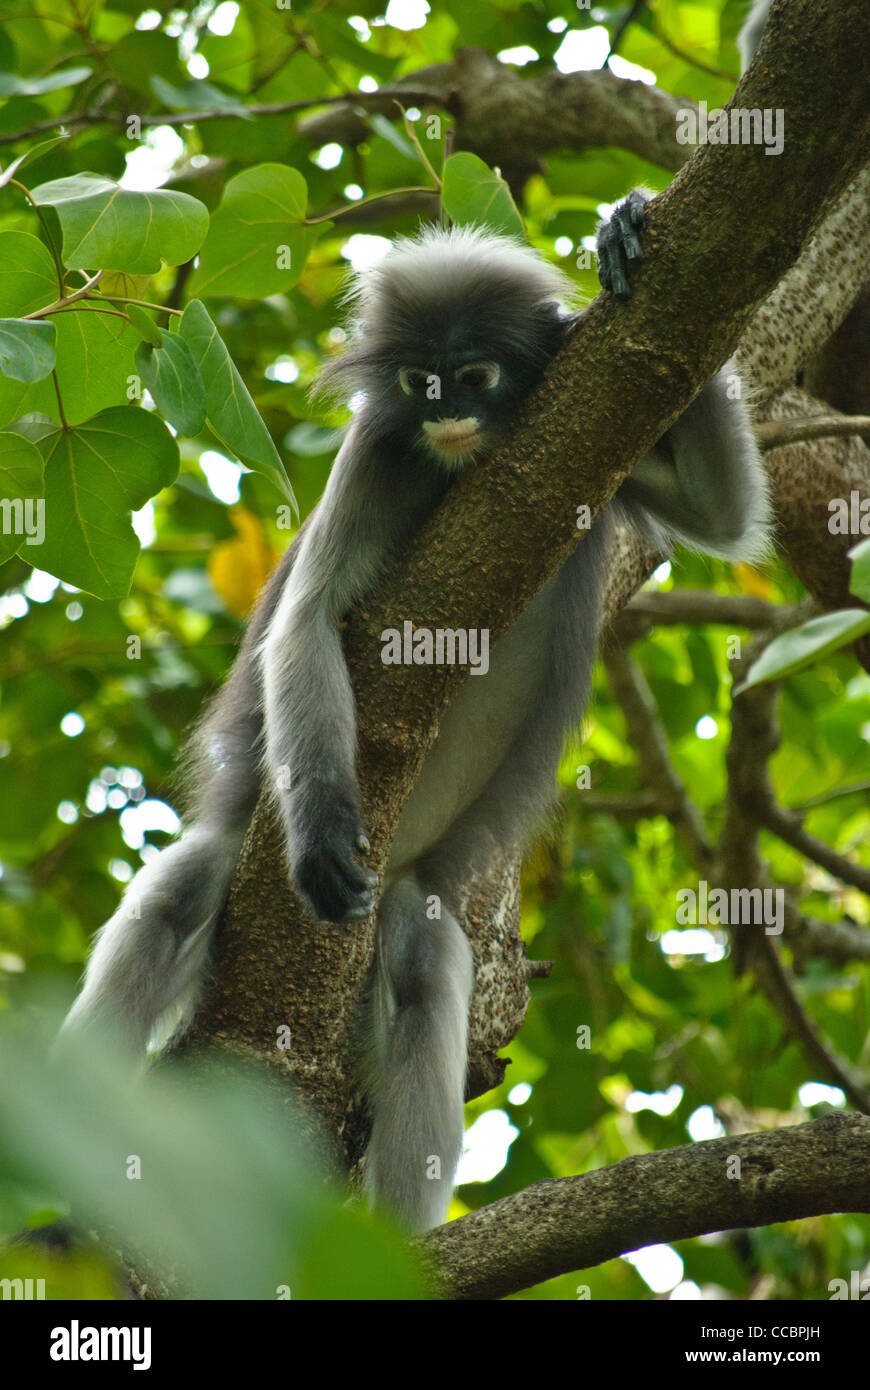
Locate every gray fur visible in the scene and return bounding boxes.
[362,877,473,1230]
[737,0,772,73]
[62,220,772,1231]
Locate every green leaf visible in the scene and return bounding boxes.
[149,74,250,114]
[735,609,870,693]
[16,406,179,597]
[442,152,526,238]
[0,430,45,563]
[179,298,295,504]
[0,231,58,316]
[0,308,140,430]
[0,318,56,382]
[30,173,209,274]
[848,536,870,602]
[369,113,419,161]
[135,329,207,437]
[190,163,314,298]
[0,132,69,190]
[0,65,92,97]
[124,303,163,347]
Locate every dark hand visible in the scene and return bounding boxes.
[292,801,378,924]
[596,188,649,299]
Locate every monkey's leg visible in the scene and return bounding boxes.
[363,876,474,1232]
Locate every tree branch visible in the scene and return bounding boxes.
[757,413,870,449]
[421,1113,870,1300]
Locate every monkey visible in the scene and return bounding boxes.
[61,202,772,1232]
[737,0,773,73]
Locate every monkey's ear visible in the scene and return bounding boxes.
[534,300,578,351]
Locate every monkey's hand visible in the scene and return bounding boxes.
[291,796,378,925]
[596,188,649,299]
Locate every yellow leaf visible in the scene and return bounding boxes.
[734,561,774,600]
[208,508,279,617]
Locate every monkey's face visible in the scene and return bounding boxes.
[397,358,504,468]
[324,256,573,473]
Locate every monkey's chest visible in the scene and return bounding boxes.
[387,583,556,873]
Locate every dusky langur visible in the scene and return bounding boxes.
[61,199,772,1231]
[738,0,773,73]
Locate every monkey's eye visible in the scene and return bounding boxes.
[399,368,430,395]
[455,361,500,391]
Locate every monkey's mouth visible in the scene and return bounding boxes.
[422,418,485,462]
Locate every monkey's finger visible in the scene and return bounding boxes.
[624,187,649,228]
[602,234,631,298]
[615,204,644,263]
[344,889,376,922]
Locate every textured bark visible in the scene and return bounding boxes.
[180,0,870,1202]
[754,385,870,615]
[421,1113,870,1300]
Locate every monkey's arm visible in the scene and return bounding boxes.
[597,191,772,562]
[260,431,383,924]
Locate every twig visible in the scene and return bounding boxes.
[604,0,647,66]
[23,270,103,317]
[756,413,870,449]
[621,590,792,630]
[722,640,870,1112]
[0,88,446,147]
[758,800,870,895]
[602,643,714,866]
[790,914,870,966]
[652,18,737,82]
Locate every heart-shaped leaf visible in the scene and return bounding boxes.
[0,308,139,429]
[191,164,314,298]
[15,406,179,597]
[31,173,209,273]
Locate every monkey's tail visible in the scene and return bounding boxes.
[361,876,474,1232]
[59,815,250,1057]
[60,650,267,1058]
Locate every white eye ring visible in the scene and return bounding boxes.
[455,361,500,390]
[399,368,431,396]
